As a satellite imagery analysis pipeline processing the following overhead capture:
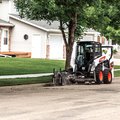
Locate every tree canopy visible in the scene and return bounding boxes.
[14,0,120,69]
[86,0,120,43]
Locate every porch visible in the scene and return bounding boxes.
[0,19,14,52]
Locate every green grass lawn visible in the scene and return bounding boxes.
[0,57,65,75]
[0,57,119,77]
[0,57,119,87]
[114,65,120,69]
[0,76,52,87]
[114,71,120,77]
[0,57,59,86]
[114,65,120,77]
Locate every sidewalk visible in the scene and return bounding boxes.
[0,73,53,79]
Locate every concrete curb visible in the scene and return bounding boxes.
[0,73,53,79]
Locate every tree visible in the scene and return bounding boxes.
[14,0,100,70]
[86,0,120,44]
[105,0,120,44]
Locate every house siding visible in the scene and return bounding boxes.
[10,18,47,58]
[0,0,9,21]
[9,0,18,15]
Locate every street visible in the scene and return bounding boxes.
[0,78,120,120]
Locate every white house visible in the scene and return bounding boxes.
[0,0,109,60]
[9,14,66,59]
[0,0,66,59]
[81,28,111,46]
[0,19,14,52]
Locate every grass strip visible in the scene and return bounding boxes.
[0,58,65,75]
[114,71,120,77]
[0,76,52,87]
[114,66,120,77]
[114,65,120,69]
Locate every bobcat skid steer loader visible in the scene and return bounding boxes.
[53,41,114,85]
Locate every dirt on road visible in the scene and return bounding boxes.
[0,78,120,120]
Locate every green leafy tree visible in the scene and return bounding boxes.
[86,0,120,44]
[106,0,120,44]
[14,0,101,70]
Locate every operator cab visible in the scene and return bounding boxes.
[75,41,102,75]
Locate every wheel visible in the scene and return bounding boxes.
[103,69,112,84]
[95,68,103,84]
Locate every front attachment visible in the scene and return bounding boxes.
[53,70,72,86]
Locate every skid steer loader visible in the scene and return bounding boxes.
[53,41,114,85]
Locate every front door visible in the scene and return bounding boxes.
[31,34,41,58]
[1,29,9,52]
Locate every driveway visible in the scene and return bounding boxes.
[0,78,120,120]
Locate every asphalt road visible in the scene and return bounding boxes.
[0,78,120,120]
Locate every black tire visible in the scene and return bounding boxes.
[95,68,103,84]
[103,69,112,84]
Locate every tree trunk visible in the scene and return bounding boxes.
[60,13,77,70]
[65,45,73,70]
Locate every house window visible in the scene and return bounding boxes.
[4,30,8,45]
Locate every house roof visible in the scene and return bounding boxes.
[9,14,100,35]
[84,28,100,35]
[9,14,62,32]
[0,19,14,27]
